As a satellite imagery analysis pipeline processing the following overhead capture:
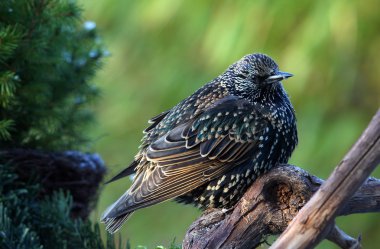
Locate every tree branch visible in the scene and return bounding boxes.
[183,165,380,249]
[271,109,380,249]
[183,109,380,249]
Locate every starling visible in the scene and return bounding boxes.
[101,53,298,233]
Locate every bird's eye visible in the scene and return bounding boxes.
[257,75,267,82]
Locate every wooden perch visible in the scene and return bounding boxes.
[183,166,380,249]
[183,109,380,249]
[271,109,380,249]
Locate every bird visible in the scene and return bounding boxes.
[101,53,298,233]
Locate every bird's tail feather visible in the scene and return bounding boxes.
[102,212,133,234]
[100,193,133,233]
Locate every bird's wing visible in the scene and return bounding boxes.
[144,110,170,133]
[104,110,170,184]
[104,96,269,218]
[104,160,138,184]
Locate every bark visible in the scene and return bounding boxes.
[271,109,380,249]
[183,165,380,249]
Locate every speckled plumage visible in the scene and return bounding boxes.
[101,53,298,233]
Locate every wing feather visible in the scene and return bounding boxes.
[103,96,270,219]
[104,160,139,184]
[144,110,170,133]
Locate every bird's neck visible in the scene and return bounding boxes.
[252,84,296,121]
[252,83,285,103]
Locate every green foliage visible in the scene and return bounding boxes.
[0,1,178,248]
[0,0,107,150]
[0,162,131,249]
[0,0,121,248]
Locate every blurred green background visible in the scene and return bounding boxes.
[79,0,380,248]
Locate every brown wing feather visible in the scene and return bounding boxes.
[102,97,268,219]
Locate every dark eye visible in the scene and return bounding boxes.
[257,72,275,83]
[257,75,267,82]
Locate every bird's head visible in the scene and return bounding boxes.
[221,53,293,102]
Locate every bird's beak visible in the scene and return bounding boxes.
[265,71,293,84]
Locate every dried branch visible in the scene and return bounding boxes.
[184,109,380,249]
[183,165,380,249]
[271,109,380,249]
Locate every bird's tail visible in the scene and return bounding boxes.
[100,193,134,233]
[101,212,133,233]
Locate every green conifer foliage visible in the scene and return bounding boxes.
[0,162,122,249]
[0,1,116,248]
[0,1,181,248]
[0,0,106,150]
